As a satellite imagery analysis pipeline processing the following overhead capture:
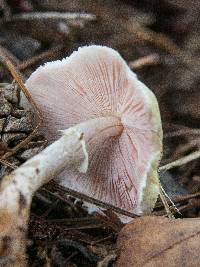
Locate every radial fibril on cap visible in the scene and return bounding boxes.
[24,45,163,215]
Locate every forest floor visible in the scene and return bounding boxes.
[0,1,200,266]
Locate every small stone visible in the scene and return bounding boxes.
[3,84,19,104]
[11,108,27,118]
[0,94,12,116]
[4,112,33,132]
[2,133,27,145]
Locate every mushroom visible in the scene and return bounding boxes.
[22,45,163,215]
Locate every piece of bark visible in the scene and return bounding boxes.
[115,216,200,267]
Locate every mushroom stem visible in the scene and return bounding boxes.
[0,127,88,266]
[73,116,123,142]
[0,128,88,208]
[0,116,122,266]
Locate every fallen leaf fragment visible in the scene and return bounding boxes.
[115,216,200,267]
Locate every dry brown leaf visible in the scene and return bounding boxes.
[115,216,200,267]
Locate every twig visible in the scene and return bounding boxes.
[159,183,181,215]
[159,183,174,219]
[129,53,160,70]
[90,234,114,245]
[124,19,200,72]
[125,21,182,56]
[0,158,17,169]
[66,251,78,264]
[97,254,117,267]
[162,140,200,165]
[155,192,200,211]
[12,12,96,21]
[5,59,41,119]
[173,192,200,203]
[1,125,40,160]
[58,224,105,230]
[159,150,200,171]
[0,58,42,160]
[0,45,21,66]
[18,44,67,71]
[164,128,200,139]
[177,198,200,212]
[52,182,138,219]
[42,188,79,212]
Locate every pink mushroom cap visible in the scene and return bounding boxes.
[24,45,163,215]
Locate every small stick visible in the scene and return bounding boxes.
[11,12,96,21]
[0,58,42,160]
[129,53,160,70]
[125,21,182,56]
[164,128,200,139]
[52,182,138,219]
[159,150,200,171]
[124,19,200,73]
[0,45,20,66]
[177,198,200,212]
[159,183,181,215]
[161,140,200,165]
[173,192,200,203]
[158,150,200,215]
[0,158,17,169]
[18,44,66,71]
[1,128,40,159]
[5,59,42,119]
[97,254,117,267]
[159,183,174,219]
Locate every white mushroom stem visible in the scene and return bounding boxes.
[72,116,123,142]
[0,127,87,266]
[0,116,122,266]
[0,128,88,212]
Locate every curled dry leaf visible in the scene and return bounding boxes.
[115,216,200,267]
[22,45,163,217]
